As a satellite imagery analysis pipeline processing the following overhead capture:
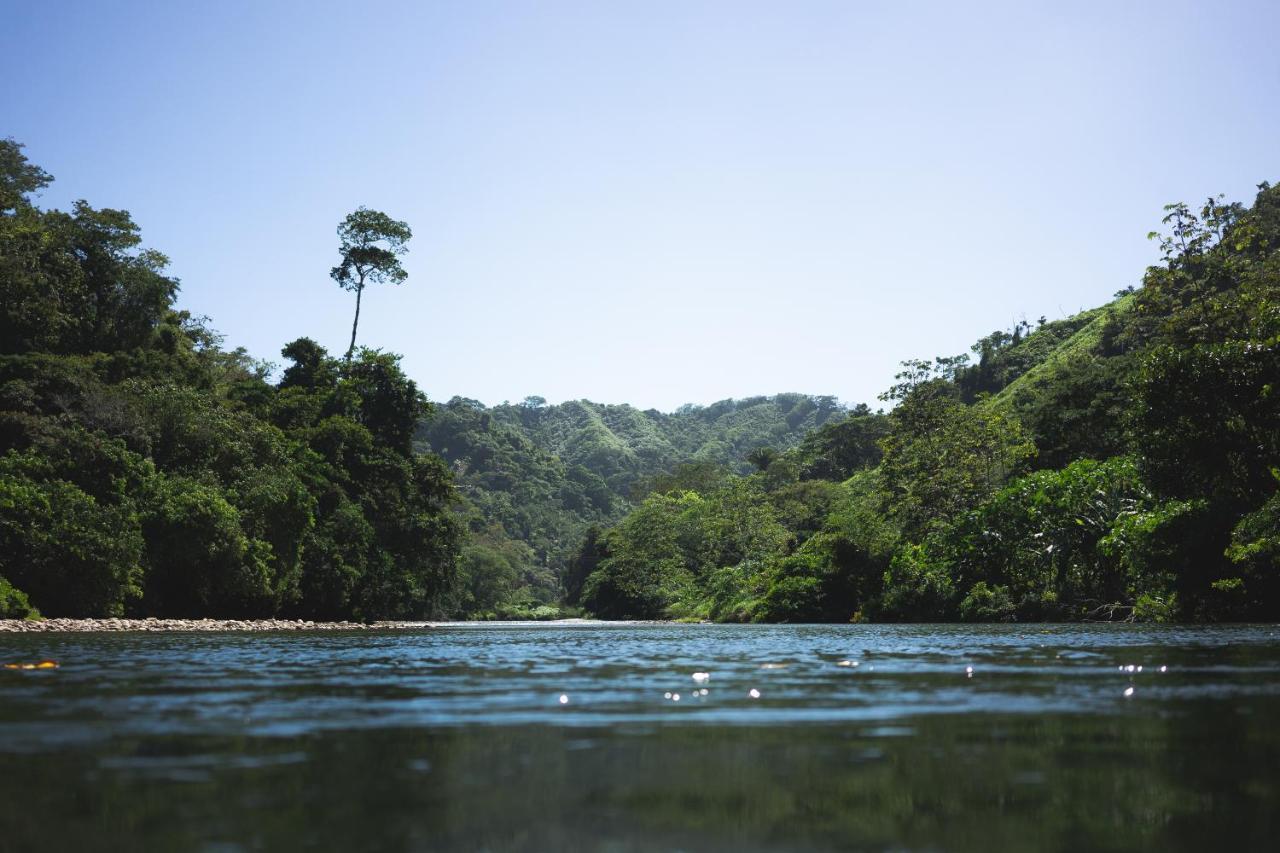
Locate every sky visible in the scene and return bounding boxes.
[3,0,1278,411]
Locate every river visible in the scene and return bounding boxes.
[1,622,1278,851]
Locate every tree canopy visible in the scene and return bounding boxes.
[331,207,412,359]
[566,181,1280,624]
[0,142,458,620]
[4,135,1277,624]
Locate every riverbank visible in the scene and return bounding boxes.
[0,618,382,632]
[0,617,655,632]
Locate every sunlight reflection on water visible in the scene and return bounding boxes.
[1,623,1277,851]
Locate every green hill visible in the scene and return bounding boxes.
[414,394,848,615]
[4,133,1276,625]
[570,187,1280,624]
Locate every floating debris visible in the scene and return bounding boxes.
[558,694,569,705]
[748,688,761,699]
[837,660,860,668]
[1123,687,1135,698]
[3,660,58,670]
[691,672,710,683]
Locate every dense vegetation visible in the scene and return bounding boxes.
[0,140,460,620]
[3,136,1276,623]
[416,394,846,617]
[572,187,1280,623]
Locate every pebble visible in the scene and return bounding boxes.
[0,618,413,633]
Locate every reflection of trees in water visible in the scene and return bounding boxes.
[3,711,1278,851]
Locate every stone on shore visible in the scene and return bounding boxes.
[0,618,429,632]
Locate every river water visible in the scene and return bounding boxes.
[1,622,1278,851]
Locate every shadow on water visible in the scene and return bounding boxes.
[1,623,1278,851]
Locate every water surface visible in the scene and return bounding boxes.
[2,623,1277,851]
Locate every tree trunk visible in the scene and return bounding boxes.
[346,281,364,360]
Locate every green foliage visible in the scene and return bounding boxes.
[956,311,1104,403]
[5,136,1280,625]
[417,393,844,615]
[936,457,1157,620]
[878,383,1036,540]
[1004,350,1134,469]
[576,476,797,620]
[1228,484,1280,568]
[455,541,521,616]
[143,474,271,617]
[489,602,570,621]
[790,405,887,481]
[0,143,177,358]
[754,554,826,623]
[1132,592,1175,623]
[0,575,36,619]
[0,142,460,620]
[0,452,145,616]
[580,492,702,619]
[1222,483,1280,618]
[1133,339,1280,508]
[574,183,1280,624]
[876,545,956,622]
[331,208,412,359]
[0,138,51,212]
[1128,188,1279,347]
[563,526,607,606]
[957,582,1016,623]
[637,461,732,499]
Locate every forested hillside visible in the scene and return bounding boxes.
[416,394,846,616]
[0,139,460,620]
[4,135,1276,624]
[572,187,1280,623]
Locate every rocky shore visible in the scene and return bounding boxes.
[0,618,408,632]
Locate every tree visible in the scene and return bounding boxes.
[331,207,412,359]
[793,410,888,481]
[0,453,145,617]
[878,379,1035,541]
[746,446,778,472]
[0,137,52,213]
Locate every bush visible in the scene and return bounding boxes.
[0,576,37,619]
[142,475,270,617]
[958,582,1016,622]
[875,544,956,622]
[0,461,144,616]
[1132,592,1175,623]
[942,457,1155,618]
[755,554,826,623]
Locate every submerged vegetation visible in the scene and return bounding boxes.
[1,137,1276,622]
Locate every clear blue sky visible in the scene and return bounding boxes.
[4,0,1277,411]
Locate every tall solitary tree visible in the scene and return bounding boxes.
[331,207,412,359]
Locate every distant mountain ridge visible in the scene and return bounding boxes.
[414,393,849,613]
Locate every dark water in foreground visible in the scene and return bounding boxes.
[1,623,1278,852]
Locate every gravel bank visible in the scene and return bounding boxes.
[0,618,404,632]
